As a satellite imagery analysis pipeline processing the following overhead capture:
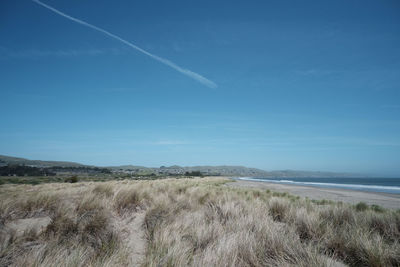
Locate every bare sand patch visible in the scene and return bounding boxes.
[5,216,51,237]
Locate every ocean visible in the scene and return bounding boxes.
[235,177,400,194]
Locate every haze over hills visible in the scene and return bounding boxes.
[0,154,368,178]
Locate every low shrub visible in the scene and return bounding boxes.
[371,204,385,213]
[64,176,78,183]
[355,202,369,211]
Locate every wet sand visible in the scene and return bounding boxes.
[228,179,400,210]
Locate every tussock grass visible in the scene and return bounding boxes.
[0,192,59,224]
[114,188,142,215]
[0,178,399,266]
[92,184,114,197]
[291,207,325,241]
[268,197,290,222]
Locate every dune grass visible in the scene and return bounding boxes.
[0,178,399,266]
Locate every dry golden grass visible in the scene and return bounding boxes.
[0,178,399,266]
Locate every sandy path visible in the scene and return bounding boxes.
[112,210,146,266]
[228,180,400,209]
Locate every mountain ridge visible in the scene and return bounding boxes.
[0,154,367,178]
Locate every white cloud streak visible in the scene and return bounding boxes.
[32,0,217,88]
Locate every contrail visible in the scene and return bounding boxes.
[32,0,217,88]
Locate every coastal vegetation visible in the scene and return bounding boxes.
[0,178,399,266]
[0,165,56,177]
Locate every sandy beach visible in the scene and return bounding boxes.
[228,179,400,210]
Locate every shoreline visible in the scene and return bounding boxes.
[228,179,400,210]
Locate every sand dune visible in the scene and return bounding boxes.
[228,179,400,209]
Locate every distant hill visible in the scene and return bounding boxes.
[0,155,85,168]
[110,165,363,178]
[180,165,270,177]
[0,155,365,177]
[108,165,269,176]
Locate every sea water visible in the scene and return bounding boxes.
[235,177,400,194]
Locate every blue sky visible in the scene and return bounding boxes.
[1,0,399,176]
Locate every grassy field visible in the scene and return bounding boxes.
[0,178,399,266]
